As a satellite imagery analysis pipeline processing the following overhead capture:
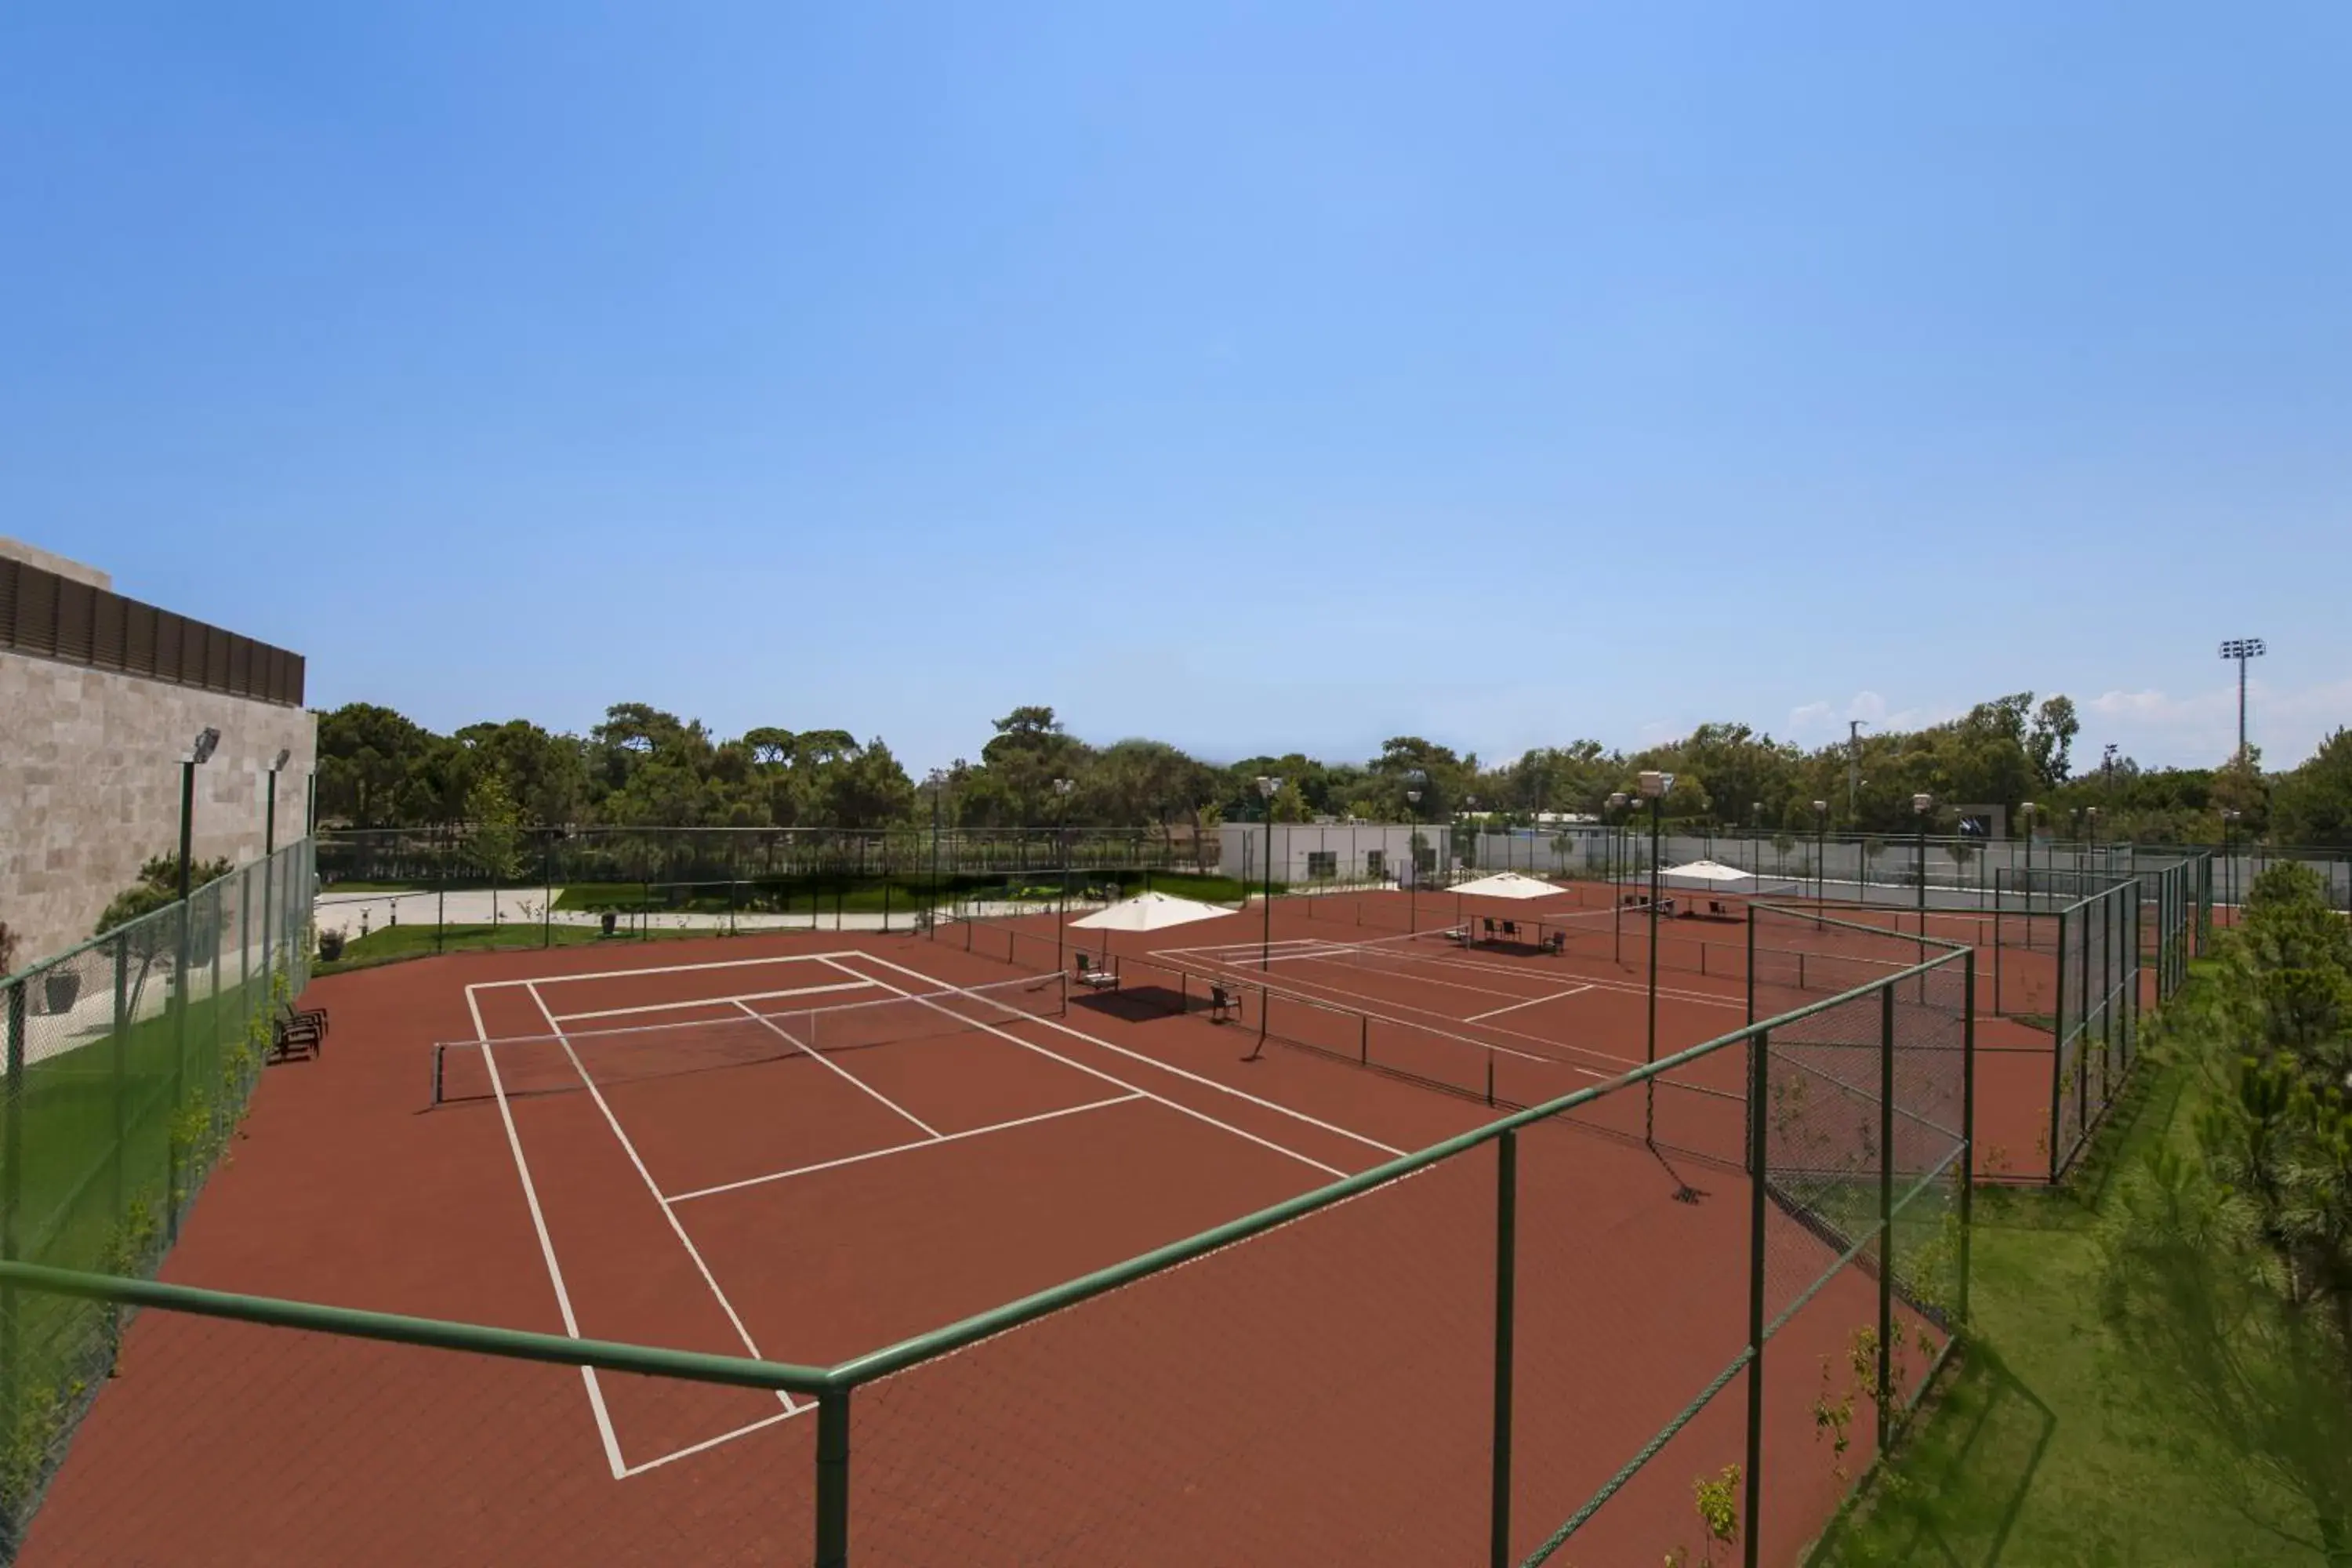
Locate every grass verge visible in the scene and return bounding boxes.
[1807,964,2322,1566]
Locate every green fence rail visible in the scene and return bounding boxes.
[0,927,1969,1567]
[0,838,315,1555]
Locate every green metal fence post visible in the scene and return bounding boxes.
[1961,949,1976,1326]
[2078,893,2092,1144]
[1877,982,1895,1442]
[1490,1127,1518,1568]
[815,1386,851,1568]
[1743,1024,1769,1568]
[168,895,188,1243]
[2046,906,2065,1182]
[112,931,130,1229]
[2,977,25,1429]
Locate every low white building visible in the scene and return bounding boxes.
[1216,822,1454,887]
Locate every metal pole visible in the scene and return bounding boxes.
[1742,1023,1770,1568]
[263,768,278,990]
[1878,982,1896,1441]
[1961,949,1976,1327]
[1,978,22,1432]
[1262,812,1275,972]
[1646,796,1662,1147]
[1916,816,1929,968]
[1489,1128,1518,1568]
[815,1387,851,1568]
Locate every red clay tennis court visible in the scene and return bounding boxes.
[17,912,1960,1566]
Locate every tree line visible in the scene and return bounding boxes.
[313,693,2352,847]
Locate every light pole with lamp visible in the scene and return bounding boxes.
[1751,800,1765,876]
[1256,777,1280,970]
[169,727,220,1243]
[1639,769,1673,1149]
[1406,786,1423,931]
[1052,778,1073,971]
[263,747,290,983]
[2018,802,2037,913]
[2222,808,2240,922]
[1813,800,1829,924]
[927,768,949,938]
[1913,793,1933,964]
[1607,791,1629,963]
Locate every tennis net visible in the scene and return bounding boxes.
[1166,925,1470,978]
[429,972,1069,1105]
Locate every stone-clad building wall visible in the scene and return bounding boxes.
[1,541,314,971]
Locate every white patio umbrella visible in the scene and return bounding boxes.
[1066,891,1237,933]
[1448,871,1565,901]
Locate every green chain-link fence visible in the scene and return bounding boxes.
[1,840,314,1554]
[0,927,1966,1567]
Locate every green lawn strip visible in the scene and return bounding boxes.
[314,920,712,975]
[550,869,1258,916]
[3,978,270,1524]
[1808,971,2320,1566]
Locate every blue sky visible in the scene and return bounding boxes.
[5,2,2346,774]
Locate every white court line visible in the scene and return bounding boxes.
[817,957,1363,1177]
[554,978,877,1023]
[729,1000,942,1139]
[836,953,1410,1162]
[474,950,873,991]
[1467,984,1595,1023]
[464,982,629,1479]
[618,1407,805,1479]
[523,982,804,1418]
[1146,948,1634,1076]
[667,1093,1148,1203]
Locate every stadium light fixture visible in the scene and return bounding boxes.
[927,769,949,936]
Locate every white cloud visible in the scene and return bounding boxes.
[2081,677,2352,768]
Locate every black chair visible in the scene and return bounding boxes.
[1209,983,1237,1023]
[1501,919,1519,942]
[1544,931,1566,956]
[1074,952,1119,991]
[1482,917,1498,942]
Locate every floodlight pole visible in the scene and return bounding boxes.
[1258,777,1280,971]
[2220,637,2267,768]
[169,727,218,1245]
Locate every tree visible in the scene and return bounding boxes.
[314,702,437,826]
[2100,858,2352,1562]
[461,770,526,884]
[2027,695,2080,789]
[2274,730,2352,848]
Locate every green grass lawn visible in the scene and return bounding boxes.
[315,919,721,974]
[1809,1004,2322,1566]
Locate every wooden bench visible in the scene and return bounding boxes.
[1073,952,1119,992]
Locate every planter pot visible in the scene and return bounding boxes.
[318,931,347,962]
[600,911,619,938]
[43,972,82,1014]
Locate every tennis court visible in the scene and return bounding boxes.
[13,900,1969,1566]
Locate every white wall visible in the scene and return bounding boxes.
[1216,822,1452,885]
[1,648,316,967]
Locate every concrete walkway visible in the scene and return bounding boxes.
[310,887,1070,939]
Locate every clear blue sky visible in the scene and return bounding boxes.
[5,3,2346,774]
